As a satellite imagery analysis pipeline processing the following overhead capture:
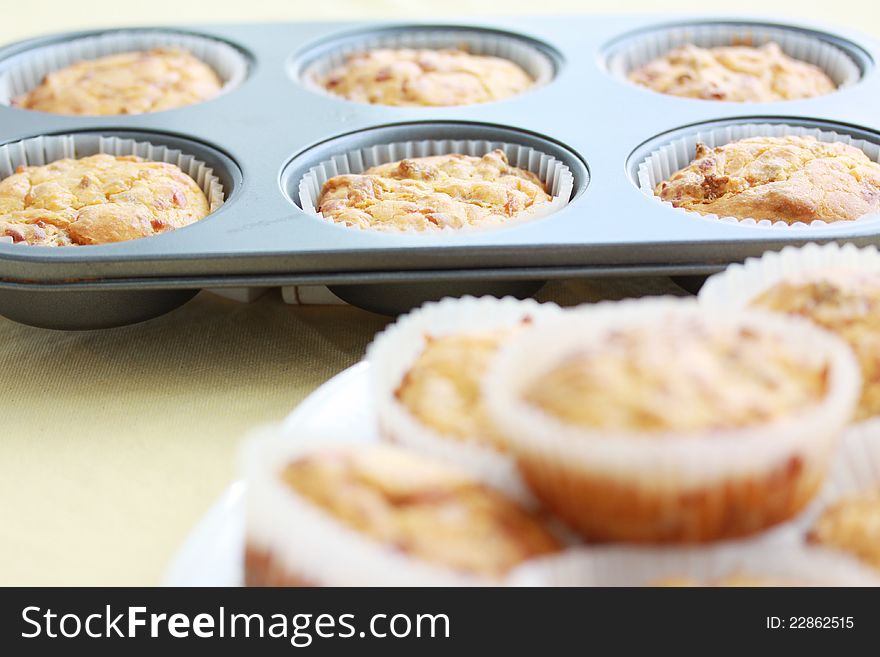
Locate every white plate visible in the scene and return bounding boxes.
[161,361,372,586]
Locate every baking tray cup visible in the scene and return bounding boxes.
[506,544,880,586]
[0,28,248,109]
[635,121,880,228]
[296,25,557,104]
[297,138,574,233]
[483,297,860,543]
[366,295,561,505]
[604,20,863,94]
[0,17,879,328]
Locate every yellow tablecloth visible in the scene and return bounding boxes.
[1,0,876,586]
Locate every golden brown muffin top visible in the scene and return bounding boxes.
[396,329,514,449]
[280,445,560,578]
[318,48,534,106]
[655,136,880,224]
[523,319,827,433]
[0,154,211,246]
[807,490,880,571]
[317,150,551,232]
[628,42,835,102]
[13,48,222,116]
[752,269,880,421]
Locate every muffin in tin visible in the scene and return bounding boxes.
[244,435,561,586]
[13,48,223,116]
[0,153,212,246]
[317,48,534,106]
[317,149,552,232]
[654,135,880,225]
[484,298,861,543]
[629,42,835,102]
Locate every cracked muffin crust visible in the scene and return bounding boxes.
[0,154,211,246]
[273,445,561,580]
[13,48,223,116]
[318,48,534,106]
[524,320,827,433]
[628,42,836,102]
[807,490,880,571]
[751,269,880,421]
[317,149,551,232]
[655,136,880,224]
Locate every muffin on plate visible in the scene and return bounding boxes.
[628,42,835,102]
[13,48,222,115]
[655,135,880,224]
[317,149,551,232]
[243,434,561,586]
[484,298,861,543]
[807,490,880,572]
[0,154,212,246]
[368,296,561,504]
[749,269,880,421]
[318,48,534,106]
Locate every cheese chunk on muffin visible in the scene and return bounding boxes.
[808,490,880,571]
[655,136,880,224]
[628,42,835,102]
[0,154,211,246]
[13,48,222,115]
[248,445,560,584]
[751,269,880,421]
[317,149,551,232]
[524,321,826,433]
[319,48,534,106]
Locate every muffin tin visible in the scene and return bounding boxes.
[1,17,879,328]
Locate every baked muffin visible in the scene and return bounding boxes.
[655,136,880,224]
[628,42,835,102]
[245,441,561,586]
[750,269,880,421]
[318,48,534,106]
[484,299,861,543]
[523,320,826,434]
[317,149,551,232]
[13,48,222,115]
[395,329,512,450]
[0,154,211,246]
[807,490,880,571]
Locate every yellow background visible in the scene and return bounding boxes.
[0,0,874,585]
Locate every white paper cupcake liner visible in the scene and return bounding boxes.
[606,22,861,92]
[365,296,562,506]
[507,544,880,586]
[699,242,880,442]
[241,426,512,587]
[638,122,880,229]
[299,27,554,101]
[0,29,248,108]
[298,139,575,233]
[0,133,225,246]
[483,297,861,542]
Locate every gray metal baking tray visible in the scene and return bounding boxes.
[1,16,879,327]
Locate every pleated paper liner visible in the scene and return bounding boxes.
[298,138,574,234]
[637,122,880,229]
[0,29,248,108]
